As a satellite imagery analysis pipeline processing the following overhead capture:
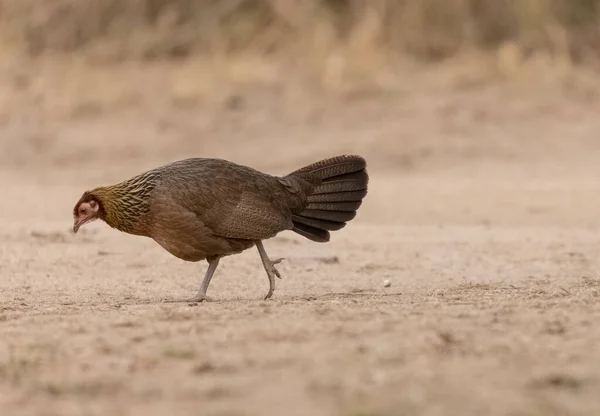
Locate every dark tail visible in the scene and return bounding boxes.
[286,155,368,243]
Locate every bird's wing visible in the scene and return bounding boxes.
[158,159,298,241]
[202,174,296,240]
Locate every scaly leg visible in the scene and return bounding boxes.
[164,256,220,303]
[255,241,283,300]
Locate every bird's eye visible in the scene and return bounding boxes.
[80,208,87,215]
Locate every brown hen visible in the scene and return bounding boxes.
[73,155,368,301]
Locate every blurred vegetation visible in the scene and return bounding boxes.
[0,0,599,66]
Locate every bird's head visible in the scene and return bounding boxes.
[73,192,102,233]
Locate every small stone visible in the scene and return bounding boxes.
[383,279,391,288]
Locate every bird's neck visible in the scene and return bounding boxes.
[91,172,159,236]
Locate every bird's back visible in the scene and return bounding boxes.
[148,158,303,254]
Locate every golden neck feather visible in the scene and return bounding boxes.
[91,170,161,235]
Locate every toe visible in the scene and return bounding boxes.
[182,294,213,303]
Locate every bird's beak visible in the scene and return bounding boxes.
[73,217,83,234]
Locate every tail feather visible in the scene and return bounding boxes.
[291,214,347,231]
[288,155,366,180]
[287,155,368,243]
[291,222,330,243]
[307,189,367,203]
[305,201,362,212]
[322,170,367,184]
[313,170,368,194]
[296,209,356,223]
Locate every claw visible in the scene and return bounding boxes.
[256,241,284,300]
[163,295,213,303]
[188,295,213,303]
[271,258,284,279]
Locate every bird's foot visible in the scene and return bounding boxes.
[163,294,213,304]
[268,257,284,279]
[263,258,284,300]
[186,294,213,303]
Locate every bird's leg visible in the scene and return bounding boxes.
[164,256,220,303]
[192,256,221,302]
[255,240,283,300]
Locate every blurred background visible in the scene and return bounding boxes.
[0,0,600,202]
[1,0,600,176]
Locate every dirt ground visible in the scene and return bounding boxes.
[2,60,600,416]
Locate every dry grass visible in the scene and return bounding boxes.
[1,0,600,66]
[0,1,598,112]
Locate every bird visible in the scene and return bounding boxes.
[72,155,368,301]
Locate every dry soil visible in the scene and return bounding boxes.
[2,61,600,416]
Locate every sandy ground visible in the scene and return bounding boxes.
[2,61,600,415]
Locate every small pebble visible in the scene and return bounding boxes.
[383,279,391,288]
